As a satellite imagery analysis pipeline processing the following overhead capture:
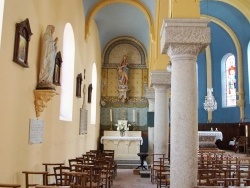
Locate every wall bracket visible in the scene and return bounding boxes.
[34,90,58,117]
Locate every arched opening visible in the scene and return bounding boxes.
[60,23,75,121]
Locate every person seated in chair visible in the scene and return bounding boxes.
[229,137,236,150]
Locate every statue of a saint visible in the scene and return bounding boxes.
[37,25,58,90]
[117,55,129,86]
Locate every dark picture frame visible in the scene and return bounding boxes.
[53,51,62,86]
[76,73,83,98]
[13,18,32,68]
[88,84,93,103]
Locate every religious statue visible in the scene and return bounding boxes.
[117,55,130,103]
[117,55,129,86]
[37,25,58,90]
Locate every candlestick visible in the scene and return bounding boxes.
[110,108,112,122]
[133,109,135,122]
[246,125,248,137]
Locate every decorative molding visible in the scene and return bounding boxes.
[160,18,210,56]
[150,70,171,87]
[34,90,58,117]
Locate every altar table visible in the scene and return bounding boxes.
[198,131,223,148]
[101,131,143,160]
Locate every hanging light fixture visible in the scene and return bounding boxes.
[203,88,217,112]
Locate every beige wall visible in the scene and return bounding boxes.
[0,0,101,185]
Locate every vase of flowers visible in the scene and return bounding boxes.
[120,131,125,137]
[116,122,131,137]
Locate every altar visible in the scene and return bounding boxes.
[198,131,223,148]
[101,131,143,160]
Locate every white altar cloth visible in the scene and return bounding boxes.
[198,131,223,141]
[100,136,143,145]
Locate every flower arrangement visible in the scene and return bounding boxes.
[115,122,131,132]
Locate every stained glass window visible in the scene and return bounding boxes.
[225,55,237,107]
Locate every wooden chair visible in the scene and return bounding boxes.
[95,159,112,188]
[53,166,71,186]
[74,164,102,188]
[100,152,116,181]
[22,171,48,188]
[0,184,21,188]
[156,157,170,188]
[235,136,247,153]
[42,162,64,185]
[212,177,239,186]
[68,158,83,171]
[150,153,166,184]
[63,171,87,188]
[197,169,218,186]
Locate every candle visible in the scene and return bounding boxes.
[110,108,112,122]
[133,109,135,122]
[246,125,248,137]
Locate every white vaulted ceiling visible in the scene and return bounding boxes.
[83,0,156,54]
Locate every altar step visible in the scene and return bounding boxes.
[115,159,140,169]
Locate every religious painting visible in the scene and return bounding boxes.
[13,18,33,68]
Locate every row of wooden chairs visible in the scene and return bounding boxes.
[197,150,250,187]
[0,149,116,188]
[149,153,170,188]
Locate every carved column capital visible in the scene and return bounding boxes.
[161,18,210,58]
[150,70,171,89]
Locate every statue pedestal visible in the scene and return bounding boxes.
[118,85,130,103]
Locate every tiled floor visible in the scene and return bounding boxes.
[113,169,157,188]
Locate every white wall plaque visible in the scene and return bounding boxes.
[29,119,44,144]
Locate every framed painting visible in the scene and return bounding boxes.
[13,18,33,68]
[76,73,83,98]
[53,51,62,86]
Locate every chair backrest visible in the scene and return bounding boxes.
[63,171,87,188]
[53,166,71,186]
[42,162,64,185]
[74,164,102,187]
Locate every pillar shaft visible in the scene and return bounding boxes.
[161,18,210,188]
[144,87,155,164]
[150,71,171,157]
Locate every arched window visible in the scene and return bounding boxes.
[0,0,5,47]
[90,63,97,124]
[222,54,237,107]
[60,23,75,121]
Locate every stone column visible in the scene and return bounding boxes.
[150,71,171,158]
[161,18,210,188]
[144,87,155,164]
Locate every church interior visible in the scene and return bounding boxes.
[1,0,250,188]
